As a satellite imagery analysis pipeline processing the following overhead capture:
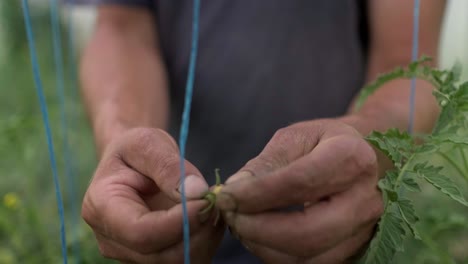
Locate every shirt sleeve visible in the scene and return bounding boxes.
[63,0,153,8]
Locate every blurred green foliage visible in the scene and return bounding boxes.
[0,2,108,263]
[0,1,467,264]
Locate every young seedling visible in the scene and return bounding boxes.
[199,168,224,225]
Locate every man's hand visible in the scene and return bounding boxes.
[215,118,384,263]
[81,128,225,263]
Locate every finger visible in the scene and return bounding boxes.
[224,120,360,184]
[223,179,383,257]
[95,232,160,263]
[111,128,208,201]
[239,223,375,264]
[160,215,226,264]
[308,224,376,264]
[83,182,211,253]
[217,135,377,213]
[94,213,225,264]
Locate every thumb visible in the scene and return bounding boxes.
[226,125,322,184]
[115,128,209,202]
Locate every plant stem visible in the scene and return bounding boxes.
[395,154,416,188]
[436,151,467,181]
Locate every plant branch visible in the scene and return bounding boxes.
[395,154,416,188]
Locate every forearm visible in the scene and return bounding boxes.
[80,8,169,156]
[339,58,440,176]
[342,74,440,136]
[340,0,445,136]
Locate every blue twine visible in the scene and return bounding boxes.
[178,0,201,263]
[408,0,420,133]
[21,1,68,263]
[48,0,81,262]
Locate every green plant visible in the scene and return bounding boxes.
[356,57,468,264]
[200,169,224,225]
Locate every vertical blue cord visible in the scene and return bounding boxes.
[408,0,420,133]
[21,1,68,263]
[179,0,201,263]
[49,0,81,263]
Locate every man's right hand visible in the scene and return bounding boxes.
[81,128,225,263]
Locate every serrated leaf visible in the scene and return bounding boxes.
[431,133,468,146]
[355,68,405,110]
[366,129,414,168]
[414,143,438,153]
[397,199,418,223]
[416,166,468,207]
[450,60,462,83]
[433,103,457,135]
[359,210,406,264]
[401,178,421,192]
[397,199,420,239]
[413,161,427,172]
[386,190,398,202]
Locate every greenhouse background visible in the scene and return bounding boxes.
[0,1,467,263]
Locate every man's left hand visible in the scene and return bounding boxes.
[216,118,384,263]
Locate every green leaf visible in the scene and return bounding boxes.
[415,164,468,207]
[359,209,406,264]
[397,199,421,240]
[355,68,405,110]
[397,199,418,223]
[366,129,414,168]
[433,103,458,135]
[386,190,399,202]
[401,178,421,192]
[431,133,468,146]
[450,61,462,81]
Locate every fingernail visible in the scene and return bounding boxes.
[178,175,209,199]
[225,171,253,184]
[216,192,237,211]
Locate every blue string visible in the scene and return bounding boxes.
[408,0,420,133]
[179,0,201,263]
[21,1,68,263]
[49,0,81,262]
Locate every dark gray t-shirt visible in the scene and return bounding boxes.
[75,1,369,263]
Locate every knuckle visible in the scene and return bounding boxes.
[247,152,288,173]
[155,153,180,178]
[132,128,160,149]
[346,138,378,177]
[272,127,304,146]
[127,127,177,154]
[272,127,293,140]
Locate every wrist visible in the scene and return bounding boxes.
[92,112,132,158]
[337,113,381,136]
